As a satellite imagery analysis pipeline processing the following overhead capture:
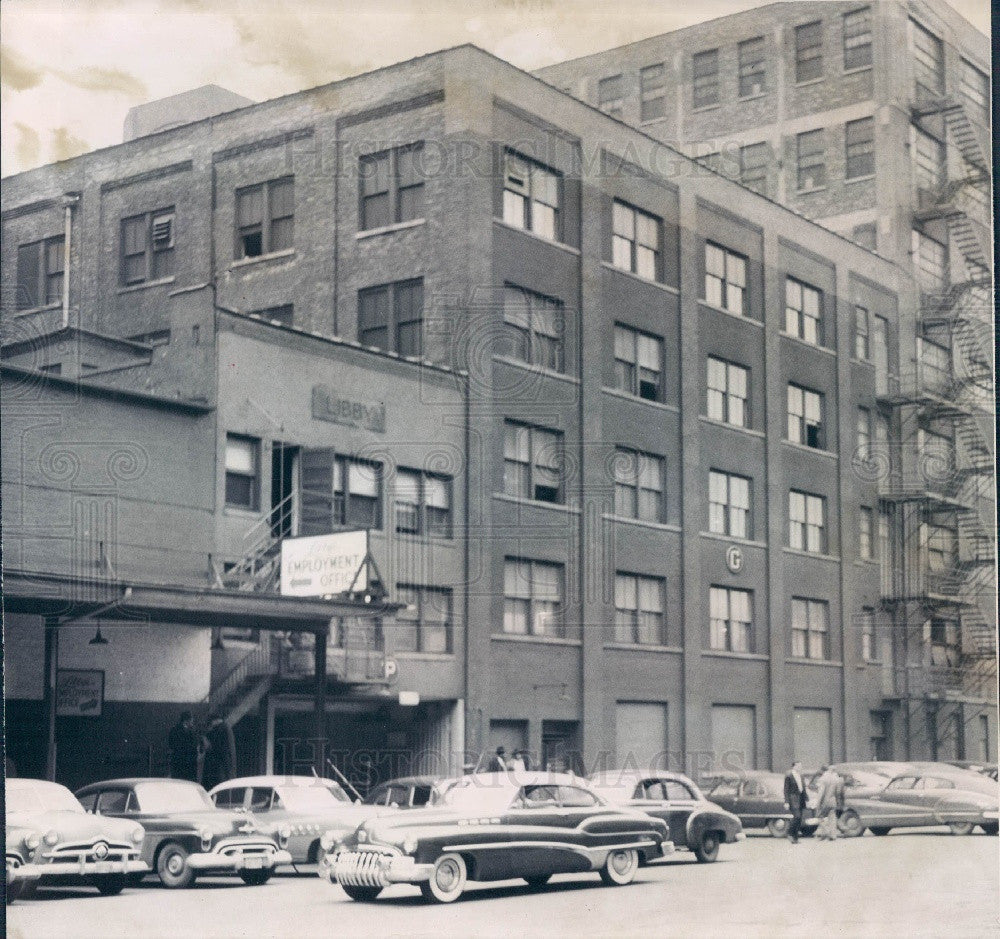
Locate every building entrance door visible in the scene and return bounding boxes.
[271,442,299,539]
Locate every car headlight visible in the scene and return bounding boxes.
[402,835,418,854]
[25,833,40,851]
[199,828,213,850]
[43,830,59,846]
[357,828,368,843]
[319,830,337,852]
[131,827,144,845]
[278,826,291,848]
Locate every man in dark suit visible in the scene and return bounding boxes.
[784,760,808,844]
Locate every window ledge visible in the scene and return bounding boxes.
[223,506,263,518]
[600,387,678,413]
[492,633,581,647]
[737,92,768,103]
[601,514,681,534]
[356,218,426,240]
[230,248,296,270]
[12,302,62,317]
[492,218,581,256]
[781,439,838,461]
[779,332,835,356]
[849,357,874,368]
[493,493,582,515]
[794,77,825,88]
[782,547,841,563]
[604,642,682,654]
[394,651,455,661]
[844,174,876,185]
[702,650,769,662]
[796,185,828,195]
[698,416,764,439]
[392,531,456,545]
[492,355,580,384]
[600,261,678,294]
[853,558,879,568]
[640,116,668,127]
[786,657,843,668]
[696,299,763,326]
[691,102,722,113]
[699,531,767,549]
[843,66,874,77]
[118,276,177,295]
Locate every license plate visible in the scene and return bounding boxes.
[243,857,264,869]
[95,862,112,874]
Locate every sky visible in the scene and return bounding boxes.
[0,0,990,178]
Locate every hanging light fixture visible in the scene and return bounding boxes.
[88,624,109,646]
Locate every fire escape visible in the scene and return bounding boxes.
[875,89,996,759]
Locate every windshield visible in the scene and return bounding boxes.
[437,778,515,814]
[134,781,215,813]
[278,785,350,812]
[7,782,84,814]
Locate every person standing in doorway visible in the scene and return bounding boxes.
[201,717,236,791]
[168,711,199,782]
[783,760,808,844]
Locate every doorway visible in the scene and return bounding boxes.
[270,443,299,539]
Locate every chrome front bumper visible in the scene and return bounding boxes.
[9,858,148,881]
[186,849,292,872]
[660,840,675,856]
[322,849,431,888]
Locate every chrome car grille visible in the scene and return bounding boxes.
[214,838,277,858]
[43,841,136,863]
[333,850,394,888]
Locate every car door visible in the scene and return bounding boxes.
[661,779,700,847]
[497,784,586,879]
[872,776,926,826]
[704,778,740,818]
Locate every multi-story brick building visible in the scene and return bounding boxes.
[2,33,993,790]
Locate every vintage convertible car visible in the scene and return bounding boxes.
[319,771,672,903]
[834,767,999,837]
[589,770,743,860]
[6,779,147,901]
[701,770,816,838]
[75,778,292,887]
[210,775,389,864]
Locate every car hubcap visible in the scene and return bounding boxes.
[167,855,184,875]
[436,860,459,891]
[610,851,630,875]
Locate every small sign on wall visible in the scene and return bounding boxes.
[56,669,105,717]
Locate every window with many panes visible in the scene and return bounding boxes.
[738,37,766,96]
[787,384,824,449]
[792,597,829,659]
[928,617,959,666]
[912,20,943,98]
[612,201,660,280]
[740,143,769,195]
[225,435,259,510]
[502,150,560,241]
[358,278,423,357]
[502,284,564,372]
[615,573,665,644]
[710,586,753,652]
[795,21,824,83]
[640,64,667,121]
[706,356,749,427]
[359,143,425,231]
[503,421,563,504]
[709,470,751,538]
[859,506,874,559]
[789,490,826,553]
[857,407,872,461]
[854,306,870,360]
[235,177,293,259]
[796,129,826,190]
[924,521,957,571]
[785,277,823,345]
[912,230,947,292]
[613,448,664,522]
[960,59,989,122]
[503,558,564,636]
[614,325,663,402]
[843,7,872,70]
[845,117,875,178]
[16,236,64,310]
[860,607,875,661]
[394,469,451,537]
[704,242,747,314]
[300,452,383,533]
[692,49,720,107]
[121,209,175,285]
[917,336,951,392]
[912,126,945,195]
[395,585,451,653]
[598,75,625,118]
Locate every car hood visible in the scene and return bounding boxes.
[7,810,141,842]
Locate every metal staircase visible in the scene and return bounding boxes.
[211,492,295,593]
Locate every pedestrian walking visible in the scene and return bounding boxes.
[487,746,508,772]
[201,717,236,791]
[783,760,808,844]
[167,711,199,782]
[814,765,841,840]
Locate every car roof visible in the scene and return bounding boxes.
[588,769,698,787]
[209,775,342,789]
[369,776,442,788]
[454,771,587,788]
[76,777,191,792]
[701,770,782,780]
[8,778,73,794]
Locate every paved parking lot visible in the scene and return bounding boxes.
[6,829,998,939]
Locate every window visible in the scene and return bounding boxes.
[857,407,872,461]
[860,607,875,661]
[789,490,826,553]
[16,236,64,310]
[704,242,747,314]
[358,278,423,356]
[917,336,951,391]
[785,277,823,345]
[613,448,664,522]
[854,306,870,360]
[912,21,944,99]
[928,618,959,667]
[912,230,947,292]
[709,470,751,538]
[396,585,452,653]
[225,435,259,510]
[598,75,624,118]
[503,421,563,504]
[612,201,660,279]
[924,522,957,572]
[613,325,663,402]
[502,150,560,240]
[706,357,749,427]
[640,64,667,121]
[795,21,824,83]
[250,304,293,326]
[739,143,768,195]
[300,452,383,532]
[845,117,875,178]
[791,597,829,659]
[615,573,665,644]
[796,129,826,190]
[502,285,564,372]
[235,177,293,259]
[692,49,719,108]
[394,469,452,537]
[843,7,872,70]
[359,143,425,231]
[120,209,175,285]
[503,558,564,636]
[787,384,825,449]
[738,37,766,97]
[710,586,753,652]
[960,60,989,121]
[858,506,875,560]
[913,126,945,195]
[852,223,877,251]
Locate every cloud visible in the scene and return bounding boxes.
[13,121,41,167]
[50,126,90,163]
[60,66,148,99]
[1,43,45,91]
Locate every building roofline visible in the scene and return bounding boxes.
[0,325,153,358]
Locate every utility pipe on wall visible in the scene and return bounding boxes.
[60,193,80,329]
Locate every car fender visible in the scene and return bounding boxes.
[686,807,741,846]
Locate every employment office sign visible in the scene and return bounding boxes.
[312,385,385,433]
[280,530,368,597]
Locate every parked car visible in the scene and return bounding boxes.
[701,770,816,838]
[319,771,672,903]
[589,770,743,860]
[833,767,999,837]
[75,778,292,887]
[943,761,998,781]
[362,776,444,810]
[6,778,147,901]
[210,775,389,864]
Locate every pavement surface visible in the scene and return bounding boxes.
[6,829,998,939]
